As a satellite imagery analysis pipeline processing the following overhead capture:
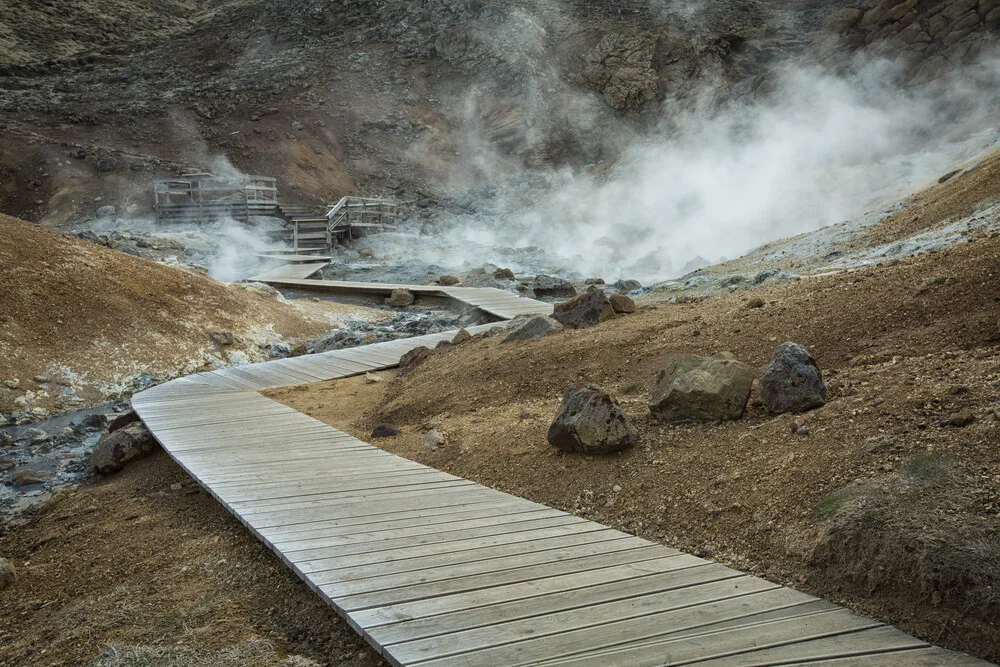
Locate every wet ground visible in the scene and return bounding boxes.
[0,400,131,527]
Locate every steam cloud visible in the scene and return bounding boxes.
[433,55,1000,283]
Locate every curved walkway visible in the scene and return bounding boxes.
[131,282,990,666]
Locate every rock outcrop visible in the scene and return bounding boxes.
[533,275,576,299]
[399,346,431,368]
[648,354,755,422]
[547,384,638,454]
[90,422,158,475]
[609,293,636,314]
[759,343,827,414]
[583,33,659,111]
[552,289,615,329]
[502,315,563,343]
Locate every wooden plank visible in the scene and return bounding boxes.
[401,586,815,667]
[335,541,662,613]
[365,556,724,646]
[790,646,991,666]
[308,529,631,587]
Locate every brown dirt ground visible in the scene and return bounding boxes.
[0,214,379,415]
[268,230,1000,662]
[0,452,384,667]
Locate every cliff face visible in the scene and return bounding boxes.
[0,0,996,224]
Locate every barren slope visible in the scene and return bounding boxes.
[270,181,1000,660]
[0,215,374,418]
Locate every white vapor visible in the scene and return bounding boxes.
[443,56,1000,282]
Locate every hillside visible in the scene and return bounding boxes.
[268,160,1000,661]
[0,214,378,420]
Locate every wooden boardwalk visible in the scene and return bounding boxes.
[131,281,991,666]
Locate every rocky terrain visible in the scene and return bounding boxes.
[271,160,1000,660]
[2,0,1000,665]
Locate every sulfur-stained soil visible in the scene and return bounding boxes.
[0,214,384,417]
[269,225,1000,662]
[0,453,385,667]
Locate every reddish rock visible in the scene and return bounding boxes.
[609,293,635,314]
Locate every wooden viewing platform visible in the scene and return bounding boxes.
[130,276,992,666]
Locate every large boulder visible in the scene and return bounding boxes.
[552,289,615,329]
[648,354,755,422]
[533,275,577,299]
[386,288,415,307]
[759,343,827,414]
[548,384,638,454]
[438,275,460,286]
[609,293,635,314]
[91,422,158,475]
[502,315,563,343]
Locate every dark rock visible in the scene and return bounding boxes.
[533,274,577,299]
[648,354,755,422]
[609,293,635,314]
[108,411,141,433]
[0,457,14,472]
[452,329,472,345]
[552,289,615,329]
[494,268,515,280]
[371,424,401,439]
[438,275,460,286]
[585,277,606,285]
[387,288,415,307]
[91,422,158,475]
[435,340,452,349]
[547,384,638,454]
[745,298,766,309]
[315,329,362,353]
[81,413,109,430]
[502,315,563,343]
[613,279,642,293]
[399,346,431,368]
[760,343,828,414]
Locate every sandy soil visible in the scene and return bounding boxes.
[0,452,384,667]
[0,214,384,417]
[268,229,1000,662]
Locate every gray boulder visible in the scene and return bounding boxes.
[386,288,415,307]
[552,288,615,329]
[547,384,638,454]
[533,274,576,299]
[648,354,755,422]
[760,343,827,414]
[502,315,562,343]
[96,205,116,219]
[91,422,158,475]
